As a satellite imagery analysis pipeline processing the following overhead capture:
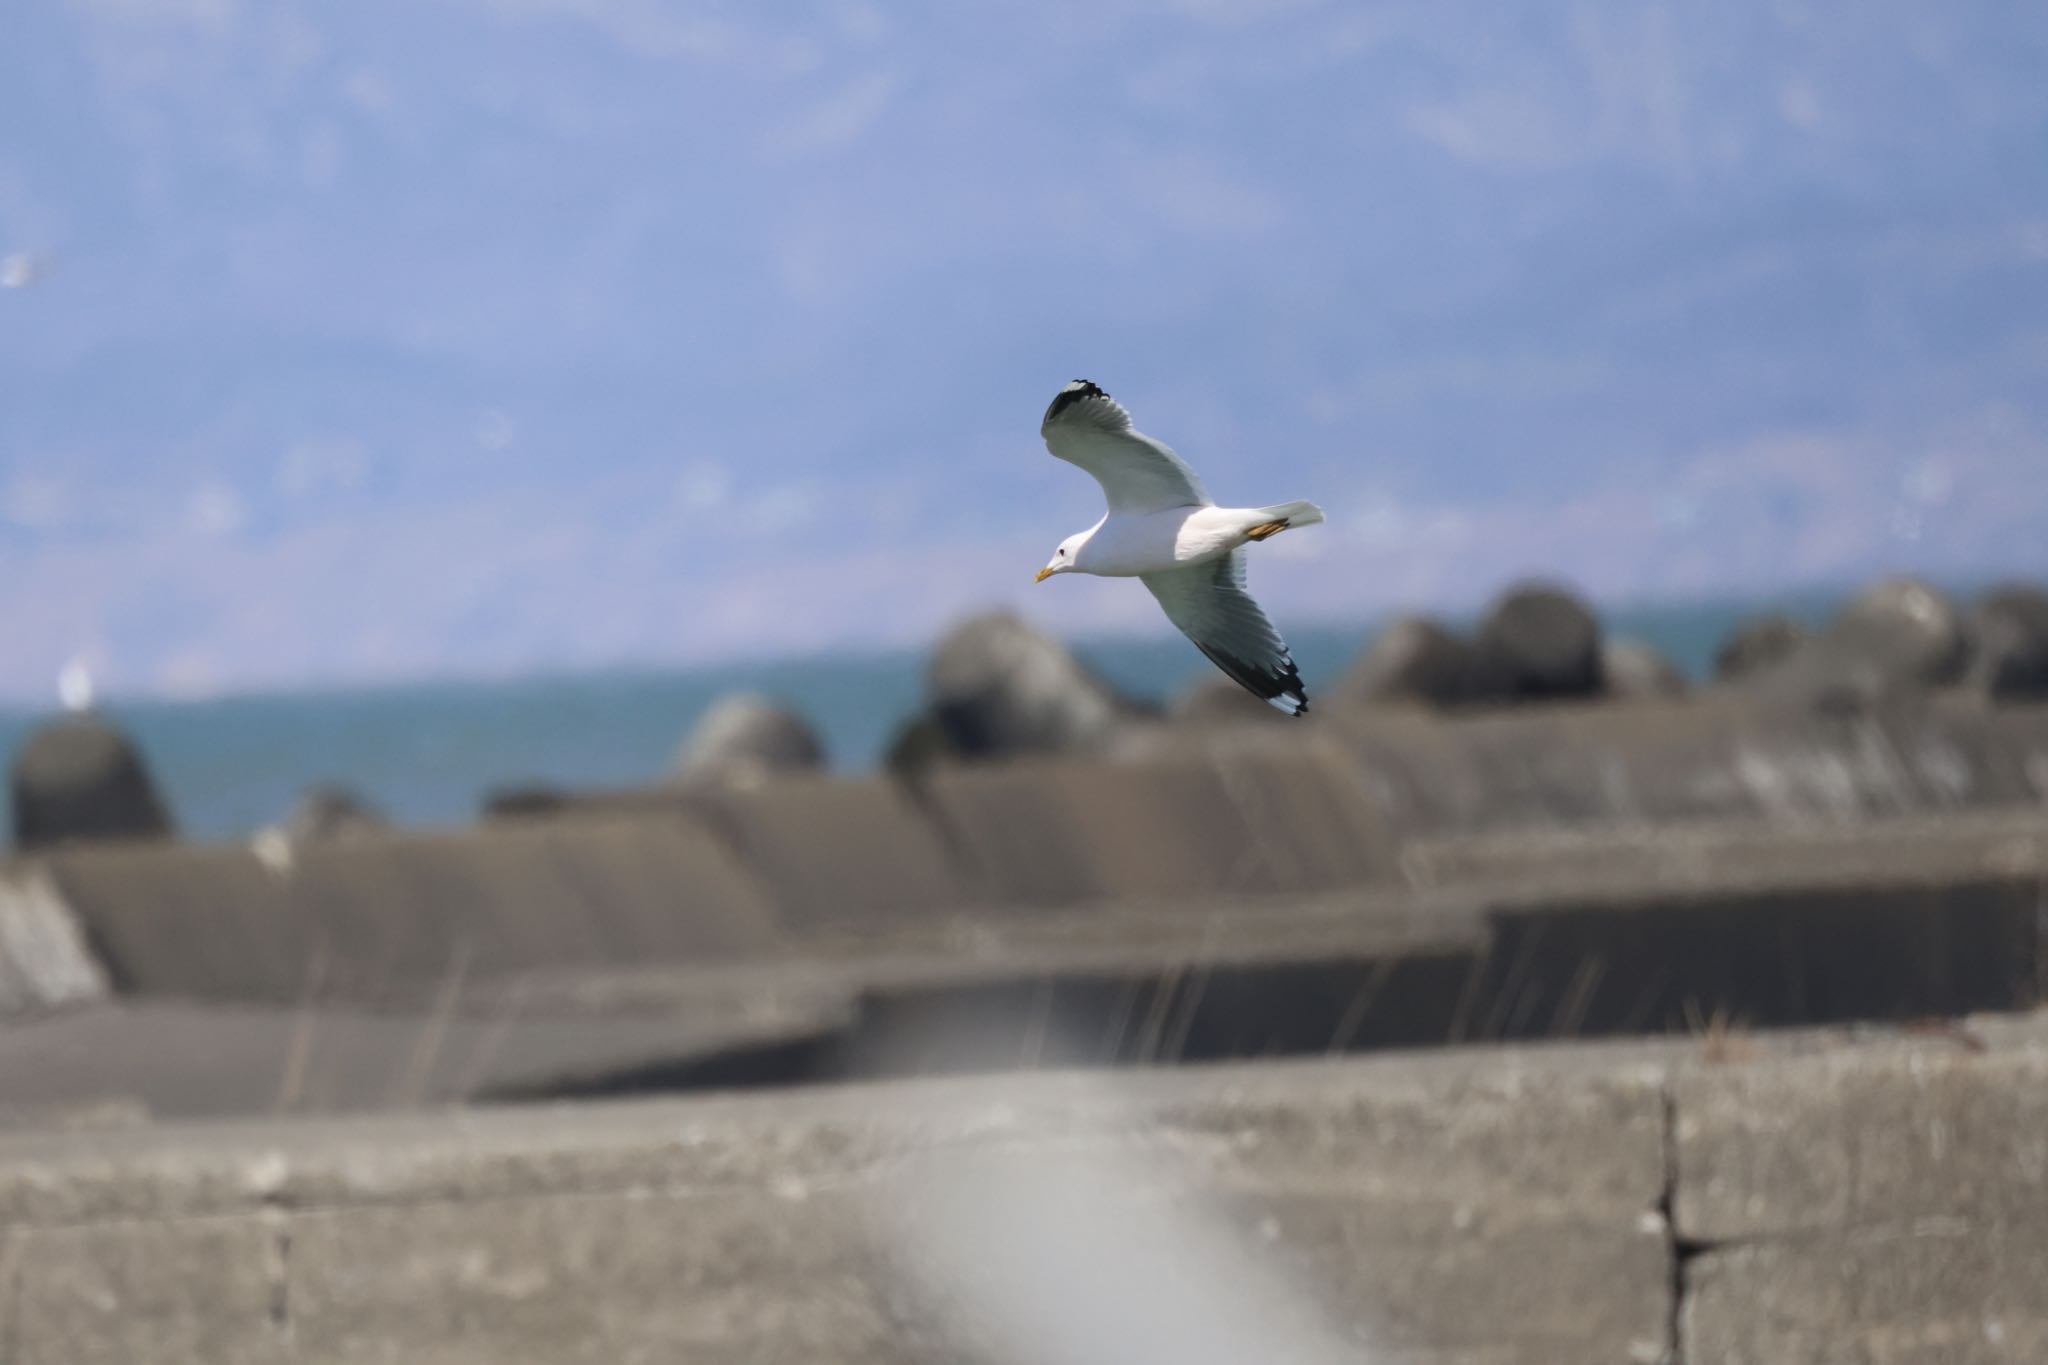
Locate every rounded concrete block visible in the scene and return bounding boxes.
[1713,614,1809,682]
[1474,583,1605,701]
[1965,583,2048,700]
[1334,615,1480,709]
[672,693,827,786]
[8,714,174,851]
[925,610,1148,759]
[1601,638,1687,700]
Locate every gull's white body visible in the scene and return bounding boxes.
[1034,379,1326,715]
[1062,505,1275,578]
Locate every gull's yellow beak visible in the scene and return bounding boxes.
[1033,566,1056,584]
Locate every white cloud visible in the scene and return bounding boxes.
[1,252,46,288]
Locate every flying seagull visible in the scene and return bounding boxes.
[1034,379,1325,715]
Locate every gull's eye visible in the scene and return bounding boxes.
[1058,548,1066,557]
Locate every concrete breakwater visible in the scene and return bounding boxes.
[1,700,2044,1121]
[2,577,2045,1361]
[2,1019,2045,1363]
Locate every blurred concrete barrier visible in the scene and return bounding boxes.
[1168,673,1292,724]
[38,816,779,1002]
[1743,577,1969,713]
[1472,581,1605,700]
[274,783,387,842]
[0,867,109,1013]
[1712,611,1809,681]
[670,692,827,785]
[0,991,856,1122]
[921,609,1153,760]
[921,741,1396,909]
[1600,637,1687,698]
[1966,582,2048,700]
[1317,693,2048,835]
[682,775,972,933]
[7,713,174,851]
[1332,614,1482,709]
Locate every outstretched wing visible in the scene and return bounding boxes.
[1141,551,1307,715]
[1040,380,1212,514]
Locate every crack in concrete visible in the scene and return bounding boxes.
[1658,1084,1684,1365]
[261,1198,295,1354]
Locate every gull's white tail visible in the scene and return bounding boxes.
[1256,499,1325,528]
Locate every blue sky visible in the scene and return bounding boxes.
[3,0,2046,702]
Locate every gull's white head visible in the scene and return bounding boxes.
[1034,530,1089,583]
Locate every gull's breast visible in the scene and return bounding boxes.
[1084,510,1206,577]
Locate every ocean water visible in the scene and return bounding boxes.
[0,595,1841,844]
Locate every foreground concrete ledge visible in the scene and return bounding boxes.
[1675,1031,2048,1240]
[5,1017,2048,1364]
[0,1046,1670,1230]
[0,1046,1674,1364]
[3,1015,2038,1228]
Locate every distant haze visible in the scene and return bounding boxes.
[3,1,2045,702]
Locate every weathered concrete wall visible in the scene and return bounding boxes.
[0,1048,1674,1365]
[917,744,1396,908]
[1299,693,2048,835]
[5,807,2043,1120]
[0,865,108,1014]
[0,991,855,1122]
[1676,1036,2048,1364]
[1,1020,2043,1363]
[1400,811,2047,1042]
[37,815,781,1002]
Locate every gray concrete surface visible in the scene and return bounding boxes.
[1,1019,2044,1363]
[0,864,107,1014]
[1676,1037,2048,1364]
[0,991,855,1122]
[38,814,782,1002]
[917,742,1398,907]
[6,805,2044,1120]
[0,1048,1674,1365]
[0,892,1483,1119]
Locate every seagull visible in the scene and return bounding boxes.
[1034,379,1325,715]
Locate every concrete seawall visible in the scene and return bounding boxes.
[2,692,2045,1358]
[6,697,2041,1014]
[2,1018,2043,1363]
[1,806,2041,1122]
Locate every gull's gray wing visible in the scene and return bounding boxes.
[1141,551,1307,715]
[1040,380,1212,514]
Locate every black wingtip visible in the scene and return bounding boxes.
[1194,642,1309,717]
[1042,378,1108,427]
